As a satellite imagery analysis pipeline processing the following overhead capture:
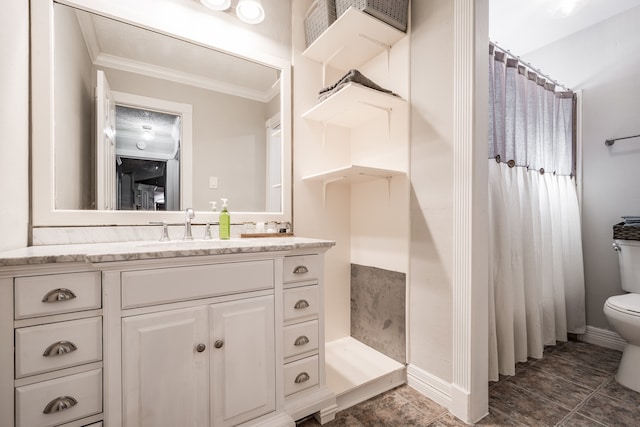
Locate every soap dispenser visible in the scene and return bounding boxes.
[204,201,218,240]
[219,198,230,240]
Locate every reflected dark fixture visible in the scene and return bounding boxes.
[117,158,170,211]
[605,133,640,147]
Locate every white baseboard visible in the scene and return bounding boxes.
[579,325,626,352]
[406,364,452,409]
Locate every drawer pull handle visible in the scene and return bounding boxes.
[214,340,224,349]
[196,343,206,353]
[294,336,310,346]
[293,265,309,274]
[295,372,310,384]
[41,288,76,303]
[43,340,78,357]
[43,396,78,414]
[294,299,310,310]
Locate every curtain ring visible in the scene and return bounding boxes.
[495,154,501,163]
[507,160,515,168]
[539,168,545,175]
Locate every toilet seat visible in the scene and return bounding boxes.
[606,293,640,315]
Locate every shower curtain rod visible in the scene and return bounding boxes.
[490,41,572,92]
[604,133,640,146]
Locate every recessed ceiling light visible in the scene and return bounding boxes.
[200,0,231,12]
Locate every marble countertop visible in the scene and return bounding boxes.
[0,237,335,267]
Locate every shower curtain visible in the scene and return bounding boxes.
[488,45,586,380]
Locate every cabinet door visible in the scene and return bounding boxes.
[122,306,209,427]
[210,296,275,427]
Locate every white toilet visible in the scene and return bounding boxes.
[604,239,640,392]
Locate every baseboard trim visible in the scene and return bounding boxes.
[579,325,626,352]
[406,364,452,409]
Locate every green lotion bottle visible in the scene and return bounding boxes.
[219,198,230,240]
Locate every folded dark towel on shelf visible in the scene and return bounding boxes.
[317,69,396,102]
[622,216,640,224]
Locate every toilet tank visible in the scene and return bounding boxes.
[615,239,640,293]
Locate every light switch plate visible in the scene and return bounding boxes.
[209,176,218,189]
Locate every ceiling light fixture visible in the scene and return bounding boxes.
[199,0,264,25]
[200,0,231,11]
[549,0,584,17]
[235,0,265,24]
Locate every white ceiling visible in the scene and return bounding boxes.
[71,5,280,102]
[489,0,640,55]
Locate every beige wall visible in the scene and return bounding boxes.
[0,1,29,250]
[524,6,640,331]
[409,0,455,382]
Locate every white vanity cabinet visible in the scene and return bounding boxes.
[0,238,334,427]
[114,257,277,427]
[121,306,210,427]
[6,267,104,427]
[121,297,275,427]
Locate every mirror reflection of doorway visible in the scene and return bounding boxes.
[114,104,181,211]
[117,158,169,210]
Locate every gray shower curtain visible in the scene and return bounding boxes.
[488,44,586,380]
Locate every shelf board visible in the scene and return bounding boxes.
[325,337,405,401]
[302,164,405,185]
[302,83,405,128]
[303,8,406,70]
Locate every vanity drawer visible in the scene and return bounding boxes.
[15,368,102,427]
[283,320,318,359]
[283,254,319,284]
[15,317,102,378]
[283,285,319,323]
[284,355,319,396]
[14,272,102,319]
[121,259,274,309]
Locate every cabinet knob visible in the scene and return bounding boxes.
[43,340,78,357]
[43,396,78,414]
[293,265,309,274]
[294,336,310,346]
[294,372,310,384]
[214,340,224,349]
[294,299,310,310]
[196,343,206,353]
[41,288,76,303]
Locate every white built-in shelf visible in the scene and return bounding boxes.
[302,8,406,71]
[325,337,405,410]
[302,83,405,128]
[302,164,404,185]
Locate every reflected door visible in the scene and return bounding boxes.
[95,70,116,210]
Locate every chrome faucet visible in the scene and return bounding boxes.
[184,208,195,240]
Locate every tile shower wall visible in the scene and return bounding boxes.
[351,264,406,363]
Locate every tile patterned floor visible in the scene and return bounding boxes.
[297,341,640,426]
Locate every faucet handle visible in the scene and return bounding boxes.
[185,208,195,220]
[204,221,212,240]
[150,221,170,241]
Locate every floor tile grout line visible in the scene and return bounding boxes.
[555,373,616,426]
[481,406,529,427]
[550,348,621,376]
[506,380,577,416]
[396,389,448,425]
[526,359,614,393]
